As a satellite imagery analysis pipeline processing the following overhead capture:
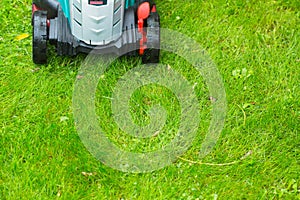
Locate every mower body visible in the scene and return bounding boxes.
[32,0,160,64]
[66,0,125,45]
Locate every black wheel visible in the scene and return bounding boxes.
[142,10,160,64]
[33,10,48,64]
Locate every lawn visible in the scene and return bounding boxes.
[0,0,299,199]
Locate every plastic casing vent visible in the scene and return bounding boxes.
[70,0,125,45]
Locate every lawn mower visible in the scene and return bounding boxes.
[32,0,160,64]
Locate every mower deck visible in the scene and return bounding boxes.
[32,0,160,64]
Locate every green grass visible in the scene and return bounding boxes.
[0,0,299,199]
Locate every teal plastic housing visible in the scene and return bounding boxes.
[58,0,70,20]
[125,0,135,8]
[58,0,135,22]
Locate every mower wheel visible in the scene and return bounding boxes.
[33,10,48,64]
[142,11,160,64]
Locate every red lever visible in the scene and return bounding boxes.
[137,2,150,20]
[137,2,150,55]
